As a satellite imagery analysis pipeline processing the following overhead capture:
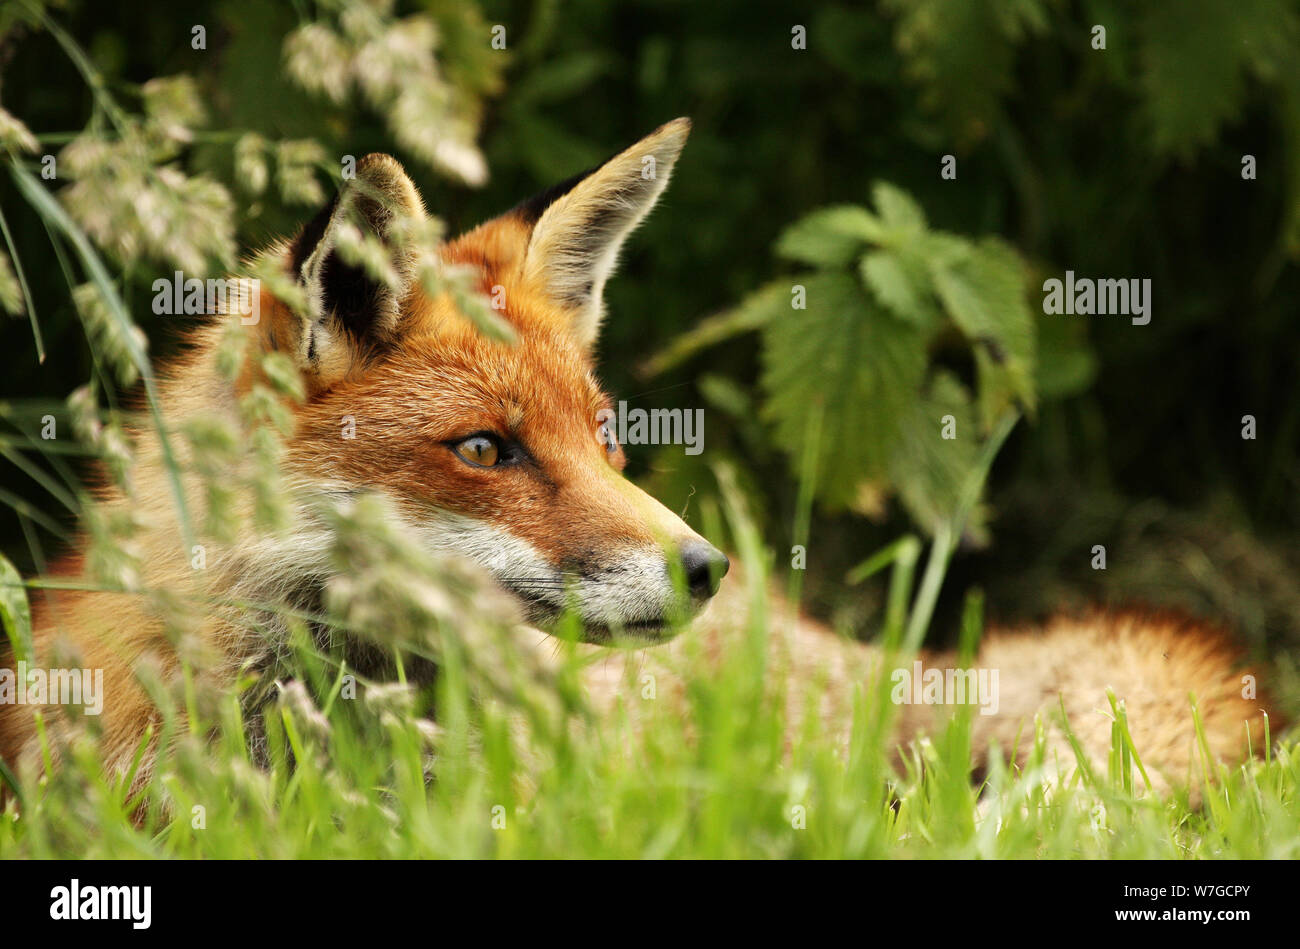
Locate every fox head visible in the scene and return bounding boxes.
[251,118,726,643]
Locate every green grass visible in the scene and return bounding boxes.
[2,506,1296,860]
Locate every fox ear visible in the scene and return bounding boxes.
[519,118,690,350]
[286,153,426,387]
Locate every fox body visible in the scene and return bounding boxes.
[0,119,1276,798]
[574,591,1271,798]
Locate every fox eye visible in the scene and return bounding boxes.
[597,418,618,454]
[452,435,500,468]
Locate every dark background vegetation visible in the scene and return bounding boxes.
[1,1,1298,695]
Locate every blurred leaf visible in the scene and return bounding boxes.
[927,237,1036,422]
[887,371,987,539]
[1140,0,1296,157]
[723,180,1038,531]
[761,272,926,508]
[884,0,1049,143]
[859,249,940,327]
[775,205,883,267]
[870,180,927,239]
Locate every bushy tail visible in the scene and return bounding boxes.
[948,610,1277,794]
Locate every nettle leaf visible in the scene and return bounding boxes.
[775,205,884,268]
[760,272,926,508]
[1139,0,1295,157]
[870,181,927,240]
[725,181,1039,534]
[926,236,1036,424]
[859,249,940,327]
[888,371,987,541]
[884,0,1049,143]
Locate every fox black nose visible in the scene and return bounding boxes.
[679,541,729,600]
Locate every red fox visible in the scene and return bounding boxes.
[0,118,1278,801]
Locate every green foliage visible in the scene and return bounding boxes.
[884,0,1300,160]
[670,182,1038,535]
[1137,0,1298,158]
[883,0,1053,145]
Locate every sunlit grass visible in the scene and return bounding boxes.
[1,495,1296,860]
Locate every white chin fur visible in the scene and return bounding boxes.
[251,486,684,636]
[408,509,681,631]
